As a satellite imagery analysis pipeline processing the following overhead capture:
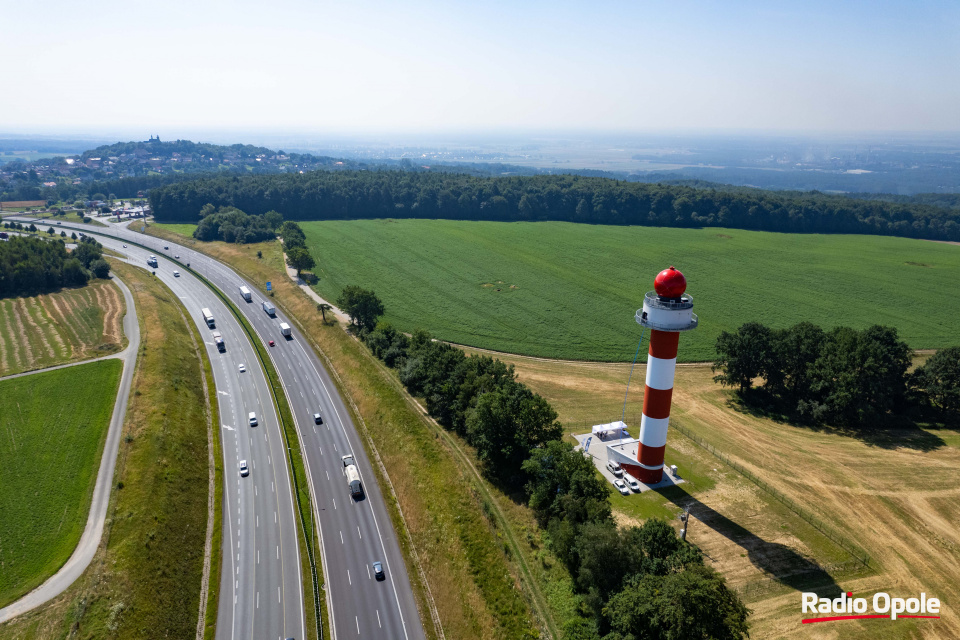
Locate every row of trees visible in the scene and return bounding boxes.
[0,234,108,296]
[344,288,749,638]
[713,322,960,425]
[150,170,960,241]
[277,221,316,276]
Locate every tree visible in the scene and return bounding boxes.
[604,566,749,640]
[913,346,960,415]
[712,322,775,393]
[286,246,315,276]
[89,258,111,279]
[71,232,77,241]
[264,210,283,229]
[61,258,88,287]
[278,221,306,249]
[465,380,563,484]
[336,285,385,332]
[773,322,825,400]
[47,226,55,235]
[523,440,611,528]
[317,302,333,324]
[804,325,912,425]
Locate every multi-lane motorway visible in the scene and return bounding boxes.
[23,217,427,640]
[117,243,305,640]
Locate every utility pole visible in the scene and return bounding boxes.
[678,507,691,541]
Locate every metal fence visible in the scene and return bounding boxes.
[568,416,871,569]
[668,421,872,569]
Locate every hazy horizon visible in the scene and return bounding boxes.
[3,0,958,134]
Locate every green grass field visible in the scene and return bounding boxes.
[150,222,197,237]
[0,359,122,607]
[299,220,960,361]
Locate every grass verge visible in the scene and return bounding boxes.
[0,260,214,638]
[0,360,122,608]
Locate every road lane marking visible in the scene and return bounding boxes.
[348,569,351,585]
[367,564,371,579]
[377,610,382,628]
[356,617,360,634]
[358,526,362,539]
[340,530,343,544]
[333,499,336,510]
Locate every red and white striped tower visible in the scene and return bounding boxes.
[623,266,698,484]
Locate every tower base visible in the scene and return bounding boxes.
[621,462,663,484]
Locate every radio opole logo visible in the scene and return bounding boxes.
[802,591,941,624]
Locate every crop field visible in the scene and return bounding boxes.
[0,359,122,608]
[0,280,125,376]
[299,220,960,361]
[472,348,960,639]
[0,260,215,638]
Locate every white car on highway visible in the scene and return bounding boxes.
[239,460,249,477]
[238,363,246,373]
[173,270,180,277]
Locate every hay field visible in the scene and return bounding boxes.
[0,280,124,376]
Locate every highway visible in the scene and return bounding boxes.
[102,242,305,640]
[27,216,427,640]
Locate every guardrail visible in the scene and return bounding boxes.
[186,265,324,639]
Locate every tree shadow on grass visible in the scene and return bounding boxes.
[724,393,946,453]
[655,484,846,597]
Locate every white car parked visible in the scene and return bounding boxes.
[625,476,641,492]
[613,479,630,496]
[606,460,623,477]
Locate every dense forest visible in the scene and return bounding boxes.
[150,170,960,241]
[0,234,107,296]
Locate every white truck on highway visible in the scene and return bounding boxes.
[212,331,225,352]
[239,285,252,302]
[279,322,292,337]
[342,455,363,498]
[147,255,158,267]
[201,307,215,328]
[262,301,276,316]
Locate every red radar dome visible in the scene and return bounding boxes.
[654,266,686,298]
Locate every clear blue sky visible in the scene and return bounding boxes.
[3,0,958,133]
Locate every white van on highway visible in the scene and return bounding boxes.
[248,412,258,427]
